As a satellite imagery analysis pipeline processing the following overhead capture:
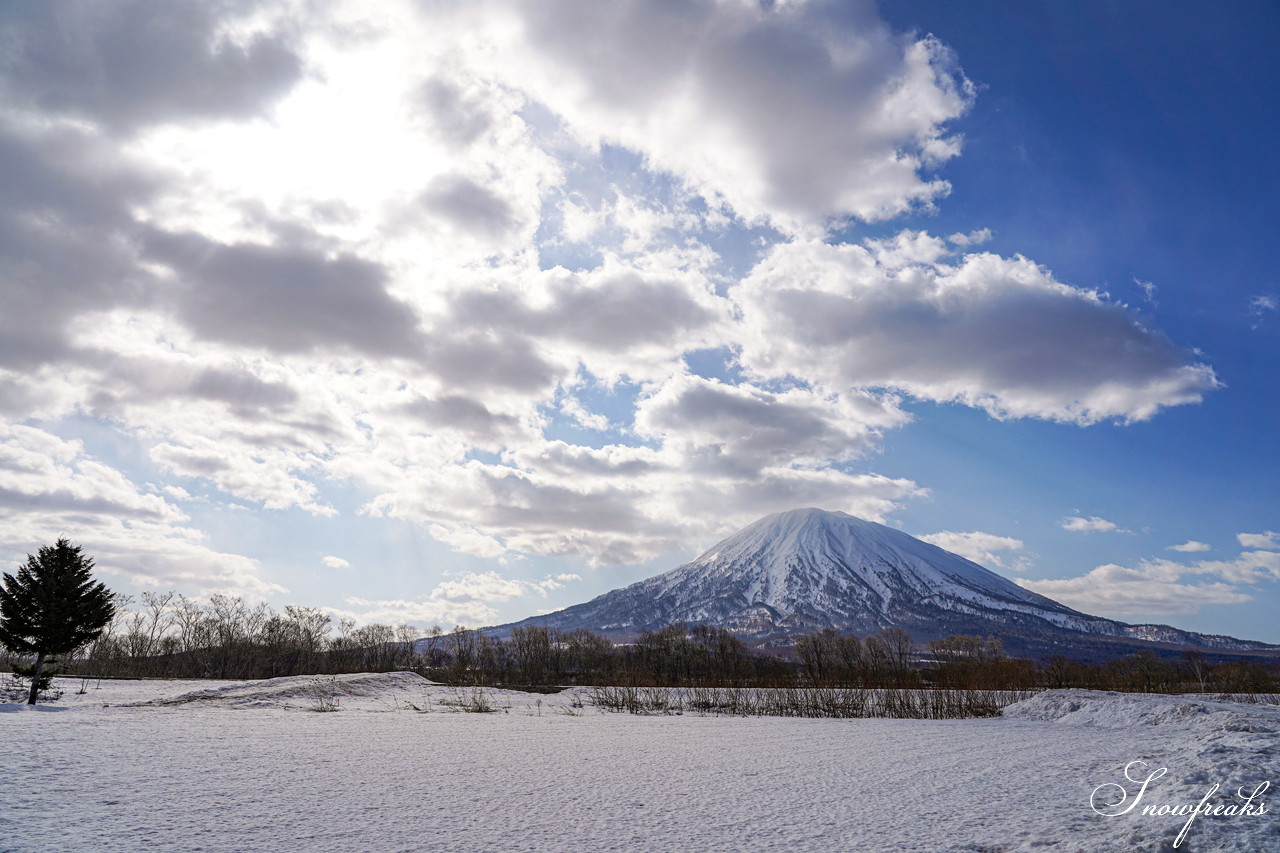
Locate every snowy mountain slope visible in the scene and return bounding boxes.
[496,508,1276,654]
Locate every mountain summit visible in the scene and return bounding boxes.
[497,508,1273,656]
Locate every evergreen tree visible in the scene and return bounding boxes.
[0,538,116,704]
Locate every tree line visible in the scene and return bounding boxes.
[3,540,1277,701]
[5,588,1275,697]
[802,629,1279,695]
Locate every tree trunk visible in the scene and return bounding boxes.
[26,651,46,705]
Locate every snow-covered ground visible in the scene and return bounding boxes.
[3,676,1276,852]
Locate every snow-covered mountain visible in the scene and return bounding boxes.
[497,508,1274,655]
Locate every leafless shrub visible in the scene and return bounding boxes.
[591,684,1028,719]
[1208,692,1280,705]
[590,685,683,715]
[440,686,507,713]
[307,676,340,712]
[399,691,435,712]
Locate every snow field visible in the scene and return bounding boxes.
[2,677,1276,852]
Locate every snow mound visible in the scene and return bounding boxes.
[0,702,71,713]
[140,671,435,709]
[1003,689,1280,852]
[1002,689,1280,733]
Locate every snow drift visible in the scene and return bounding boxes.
[135,671,436,709]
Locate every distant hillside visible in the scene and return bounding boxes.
[492,508,1279,660]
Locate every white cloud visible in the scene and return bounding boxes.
[559,396,610,432]
[918,530,1026,570]
[1167,540,1211,553]
[337,570,576,627]
[163,485,194,502]
[1187,550,1280,584]
[420,173,522,244]
[558,195,607,244]
[0,0,1226,595]
[1060,516,1123,533]
[144,233,426,360]
[322,555,350,569]
[431,571,532,604]
[428,524,508,560]
[462,261,730,384]
[92,532,283,598]
[0,0,302,132]
[1019,547,1280,619]
[0,425,179,523]
[946,228,992,247]
[634,373,908,476]
[1249,294,1277,328]
[479,0,975,235]
[734,239,1218,425]
[1237,531,1280,550]
[151,439,335,517]
[1017,563,1250,618]
[335,596,495,629]
[0,425,278,597]
[359,442,922,568]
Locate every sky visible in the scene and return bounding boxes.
[1,0,1278,642]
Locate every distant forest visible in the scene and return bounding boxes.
[4,592,1277,696]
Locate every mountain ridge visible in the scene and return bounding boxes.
[493,508,1276,658]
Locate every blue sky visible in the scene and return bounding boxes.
[1,1,1277,641]
[871,1,1280,641]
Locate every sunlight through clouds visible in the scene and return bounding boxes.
[0,0,1255,629]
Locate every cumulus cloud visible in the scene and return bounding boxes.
[420,174,521,243]
[1249,295,1277,328]
[428,524,508,560]
[0,0,1227,602]
[559,396,609,432]
[344,372,921,566]
[339,571,574,627]
[143,230,426,359]
[440,262,729,384]
[360,431,922,568]
[1168,540,1211,553]
[68,351,301,423]
[0,424,179,523]
[946,228,992,247]
[322,555,350,569]
[431,571,533,604]
[734,239,1219,425]
[395,394,531,448]
[1060,516,1123,533]
[151,438,334,516]
[483,0,973,234]
[1188,550,1280,584]
[1017,563,1250,618]
[0,425,278,596]
[635,373,907,477]
[0,0,302,132]
[918,530,1026,570]
[336,595,495,629]
[418,77,494,149]
[1019,548,1280,618]
[0,120,159,370]
[553,190,713,256]
[1237,531,1280,550]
